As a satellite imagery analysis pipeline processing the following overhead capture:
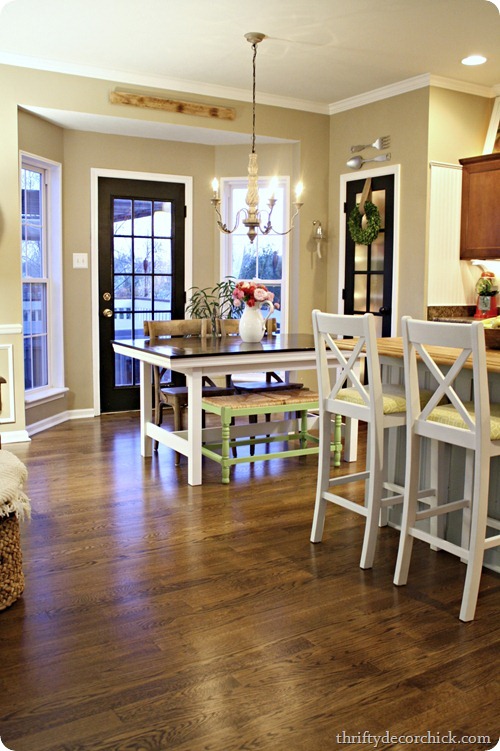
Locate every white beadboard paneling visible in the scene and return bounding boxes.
[428,163,465,305]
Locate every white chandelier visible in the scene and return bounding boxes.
[211,32,304,244]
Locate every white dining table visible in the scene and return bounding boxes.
[112,333,358,486]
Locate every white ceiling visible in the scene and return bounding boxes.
[1,0,499,140]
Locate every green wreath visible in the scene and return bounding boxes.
[348,201,381,245]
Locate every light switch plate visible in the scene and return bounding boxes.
[73,253,88,269]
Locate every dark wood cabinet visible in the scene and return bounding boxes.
[459,152,500,260]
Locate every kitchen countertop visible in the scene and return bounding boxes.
[431,316,474,323]
[427,305,499,325]
[340,336,500,374]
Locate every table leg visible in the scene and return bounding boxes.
[140,360,153,457]
[186,370,203,486]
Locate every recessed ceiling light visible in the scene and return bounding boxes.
[485,0,500,12]
[462,55,487,66]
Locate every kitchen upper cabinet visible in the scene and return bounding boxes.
[460,153,500,260]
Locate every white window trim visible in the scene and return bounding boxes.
[218,174,291,334]
[20,151,65,406]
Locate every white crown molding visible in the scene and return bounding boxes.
[0,51,329,115]
[329,74,498,115]
[429,75,497,98]
[1,52,497,116]
[254,91,329,115]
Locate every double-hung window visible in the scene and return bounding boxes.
[219,176,290,332]
[21,154,64,404]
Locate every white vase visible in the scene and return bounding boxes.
[239,301,274,342]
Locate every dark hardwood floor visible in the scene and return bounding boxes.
[1,413,499,751]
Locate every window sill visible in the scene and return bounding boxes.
[25,387,69,408]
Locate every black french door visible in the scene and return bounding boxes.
[343,175,395,337]
[98,177,185,412]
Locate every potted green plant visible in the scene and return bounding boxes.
[185,276,240,334]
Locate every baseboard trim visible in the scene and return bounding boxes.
[0,429,31,444]
[27,408,96,437]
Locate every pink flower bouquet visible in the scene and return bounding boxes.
[232,281,275,308]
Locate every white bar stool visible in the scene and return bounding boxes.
[310,310,409,569]
[394,317,500,621]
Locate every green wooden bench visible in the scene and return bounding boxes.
[201,389,342,484]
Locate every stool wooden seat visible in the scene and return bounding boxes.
[201,389,330,484]
[394,317,500,621]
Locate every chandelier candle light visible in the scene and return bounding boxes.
[211,32,304,244]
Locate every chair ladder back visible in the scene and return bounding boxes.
[313,310,381,413]
[417,343,474,428]
[145,319,207,339]
[403,317,491,443]
[327,334,368,403]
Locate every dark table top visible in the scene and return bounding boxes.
[113,333,317,360]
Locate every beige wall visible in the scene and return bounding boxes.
[62,130,219,414]
[328,88,431,325]
[428,88,492,162]
[327,86,493,329]
[0,64,329,435]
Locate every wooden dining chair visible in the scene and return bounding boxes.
[394,317,500,621]
[143,319,235,463]
[219,317,303,393]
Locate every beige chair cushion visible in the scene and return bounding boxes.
[334,384,408,414]
[335,384,435,415]
[428,402,500,441]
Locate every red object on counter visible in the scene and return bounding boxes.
[474,271,498,319]
[474,294,498,319]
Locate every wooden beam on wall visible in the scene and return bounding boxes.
[109,91,236,121]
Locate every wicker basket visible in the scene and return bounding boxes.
[0,513,25,610]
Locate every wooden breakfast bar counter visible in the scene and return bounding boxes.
[341,335,500,373]
[340,336,500,574]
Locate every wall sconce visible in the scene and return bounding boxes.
[312,220,325,258]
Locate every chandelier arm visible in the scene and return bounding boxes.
[264,203,304,236]
[212,204,248,235]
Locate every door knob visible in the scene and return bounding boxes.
[102,308,113,318]
[379,306,391,314]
